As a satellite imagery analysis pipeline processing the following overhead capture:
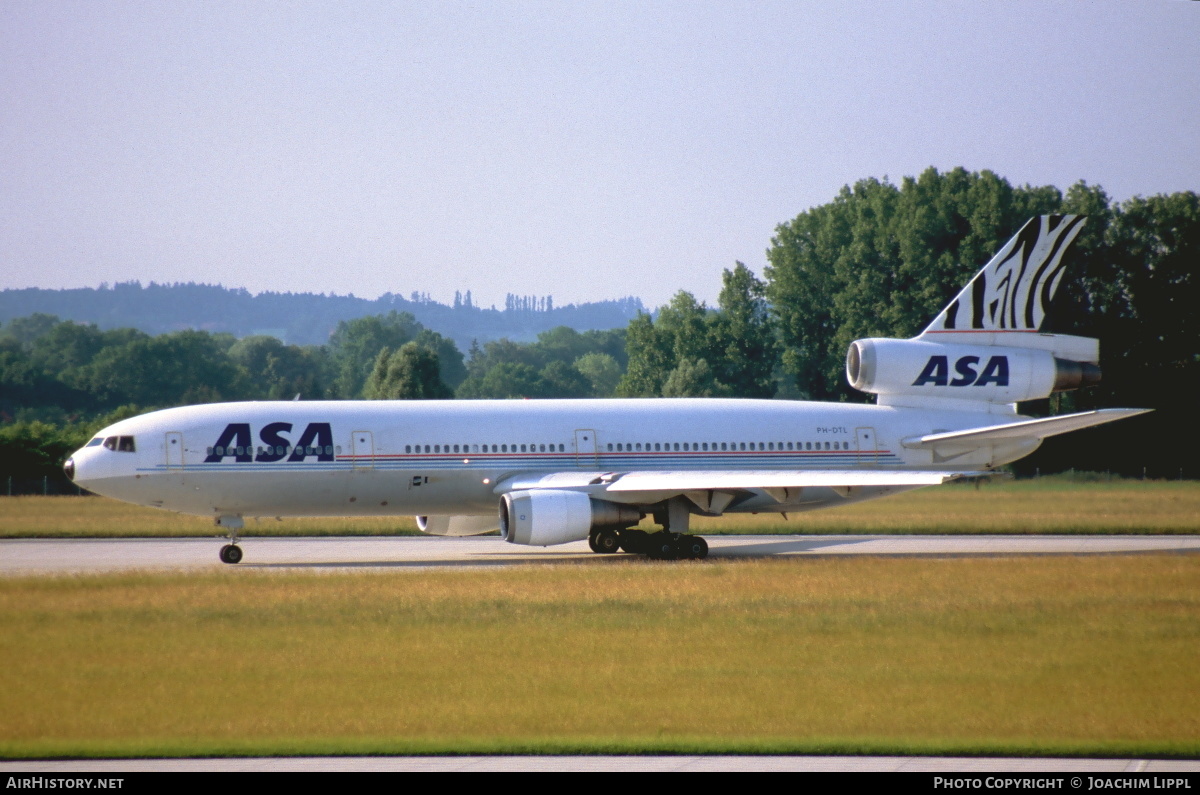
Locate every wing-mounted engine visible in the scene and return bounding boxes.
[499,489,641,546]
[846,214,1102,411]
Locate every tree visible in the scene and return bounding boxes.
[326,311,423,398]
[227,335,328,400]
[457,361,547,399]
[574,352,622,397]
[616,313,673,397]
[661,358,731,398]
[363,343,453,400]
[708,263,777,398]
[766,167,1064,400]
[74,330,248,408]
[538,360,591,398]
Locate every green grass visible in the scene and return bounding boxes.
[3,478,1198,537]
[0,495,420,538]
[2,555,1199,759]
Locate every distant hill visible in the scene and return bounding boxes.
[0,283,645,350]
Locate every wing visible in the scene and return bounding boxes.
[498,468,979,508]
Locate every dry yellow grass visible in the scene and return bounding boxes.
[2,555,1198,757]
[692,479,1200,535]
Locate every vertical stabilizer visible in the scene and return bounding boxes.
[922,215,1087,335]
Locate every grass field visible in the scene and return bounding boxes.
[2,478,1197,537]
[2,555,1198,759]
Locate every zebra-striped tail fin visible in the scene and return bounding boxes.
[922,215,1087,335]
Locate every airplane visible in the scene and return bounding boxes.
[64,215,1149,564]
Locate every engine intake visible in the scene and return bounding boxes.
[499,490,642,546]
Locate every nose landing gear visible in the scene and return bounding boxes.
[216,515,244,565]
[218,544,243,564]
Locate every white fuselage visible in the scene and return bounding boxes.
[69,398,1037,520]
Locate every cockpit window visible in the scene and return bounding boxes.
[86,437,103,447]
[102,436,136,453]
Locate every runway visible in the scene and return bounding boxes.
[3,755,1200,772]
[3,533,1199,575]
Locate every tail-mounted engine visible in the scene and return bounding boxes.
[499,489,642,546]
[845,215,1106,410]
[846,337,1101,408]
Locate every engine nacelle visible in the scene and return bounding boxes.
[846,338,1100,406]
[499,489,642,546]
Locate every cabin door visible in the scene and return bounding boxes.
[351,431,374,470]
[574,429,598,468]
[855,427,878,465]
[165,432,184,483]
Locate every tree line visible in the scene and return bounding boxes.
[0,282,645,350]
[2,166,1196,491]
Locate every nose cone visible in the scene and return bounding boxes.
[64,457,76,482]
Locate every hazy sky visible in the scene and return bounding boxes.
[2,1,1197,310]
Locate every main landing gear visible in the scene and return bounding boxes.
[588,528,709,560]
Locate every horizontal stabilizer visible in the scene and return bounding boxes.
[902,409,1151,449]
